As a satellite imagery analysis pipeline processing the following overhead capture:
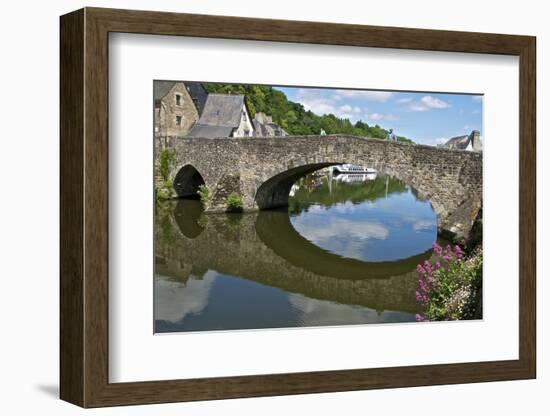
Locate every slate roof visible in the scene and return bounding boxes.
[153,81,176,101]
[153,81,208,115]
[443,134,471,150]
[197,94,245,128]
[184,94,247,138]
[252,119,288,137]
[185,82,208,116]
[186,125,235,138]
[252,120,269,136]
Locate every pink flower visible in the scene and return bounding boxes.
[418,279,427,292]
[435,261,441,270]
[426,275,434,284]
[423,260,432,273]
[432,243,443,256]
[417,264,426,274]
[415,314,425,322]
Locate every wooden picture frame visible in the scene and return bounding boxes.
[60,7,536,408]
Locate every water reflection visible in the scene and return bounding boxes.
[289,173,438,261]
[154,172,442,332]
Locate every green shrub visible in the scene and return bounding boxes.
[197,184,210,209]
[155,186,171,201]
[158,148,175,181]
[155,179,175,201]
[225,193,244,212]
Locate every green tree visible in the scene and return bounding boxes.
[202,83,414,142]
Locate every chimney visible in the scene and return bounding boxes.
[470,130,482,152]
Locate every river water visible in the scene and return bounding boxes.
[154,171,441,333]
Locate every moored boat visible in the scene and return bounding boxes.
[332,164,377,175]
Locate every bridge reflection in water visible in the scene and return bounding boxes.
[155,173,445,333]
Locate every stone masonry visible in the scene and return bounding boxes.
[154,82,199,143]
[162,135,482,241]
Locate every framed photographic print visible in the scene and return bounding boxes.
[60,7,536,408]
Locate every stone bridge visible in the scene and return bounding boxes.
[164,135,482,240]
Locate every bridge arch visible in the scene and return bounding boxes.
[253,160,438,218]
[170,136,482,240]
[173,164,205,198]
[255,163,338,209]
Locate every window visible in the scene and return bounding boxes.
[175,94,181,106]
[175,116,182,126]
[242,110,247,121]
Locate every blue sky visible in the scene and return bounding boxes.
[276,86,483,146]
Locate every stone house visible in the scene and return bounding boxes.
[252,112,288,137]
[154,81,208,142]
[186,94,254,138]
[441,130,482,151]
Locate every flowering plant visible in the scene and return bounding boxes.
[415,243,482,321]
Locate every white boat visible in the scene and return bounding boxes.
[332,164,377,175]
[288,184,300,197]
[333,172,377,183]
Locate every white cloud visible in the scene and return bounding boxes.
[296,89,368,121]
[396,97,413,104]
[292,216,389,244]
[338,104,362,114]
[296,88,337,115]
[412,220,436,231]
[472,95,483,101]
[290,216,389,262]
[287,293,405,326]
[295,88,405,124]
[154,272,216,323]
[407,103,430,112]
[368,112,399,122]
[420,95,451,109]
[339,104,353,112]
[334,89,395,102]
[406,95,451,112]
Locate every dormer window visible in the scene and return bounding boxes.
[175,94,182,106]
[242,111,247,121]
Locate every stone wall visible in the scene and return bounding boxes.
[161,135,482,240]
[154,83,199,143]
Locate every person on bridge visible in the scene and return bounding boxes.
[386,128,397,143]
